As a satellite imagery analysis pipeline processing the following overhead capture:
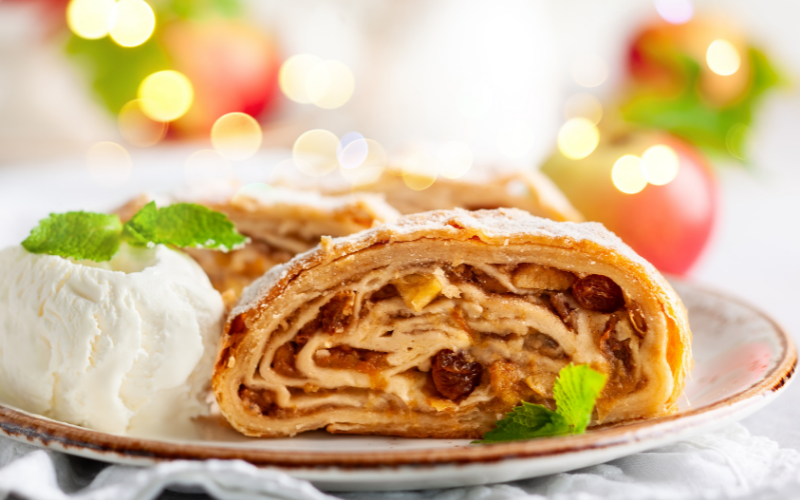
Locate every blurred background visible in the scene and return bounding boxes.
[0,0,799,444]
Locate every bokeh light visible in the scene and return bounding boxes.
[557,118,599,160]
[279,55,355,109]
[108,0,155,48]
[564,93,603,125]
[279,54,323,104]
[641,145,680,186]
[118,99,166,148]
[612,155,647,194]
[307,60,355,109]
[86,142,132,188]
[707,39,740,76]
[340,139,387,187]
[437,141,472,179]
[726,124,748,160]
[211,112,263,161]
[399,148,437,191]
[337,132,369,170]
[184,149,234,191]
[66,0,115,40]
[571,55,608,88]
[654,0,694,25]
[292,129,340,177]
[138,70,194,122]
[496,121,536,159]
[454,83,493,119]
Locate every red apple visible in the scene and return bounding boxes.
[541,130,717,276]
[161,19,281,137]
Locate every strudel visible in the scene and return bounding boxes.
[213,208,692,438]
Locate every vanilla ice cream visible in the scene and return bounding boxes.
[0,243,224,436]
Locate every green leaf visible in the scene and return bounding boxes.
[474,364,607,444]
[122,201,159,247]
[553,364,608,434]
[122,203,247,251]
[65,35,170,114]
[621,45,782,164]
[22,212,122,262]
[473,402,571,444]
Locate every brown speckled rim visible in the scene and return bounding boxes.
[0,284,795,469]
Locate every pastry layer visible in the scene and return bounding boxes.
[214,209,692,438]
[292,167,583,223]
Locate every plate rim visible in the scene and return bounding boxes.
[0,281,796,469]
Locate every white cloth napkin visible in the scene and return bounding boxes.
[1,424,799,500]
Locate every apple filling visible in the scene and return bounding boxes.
[234,261,651,436]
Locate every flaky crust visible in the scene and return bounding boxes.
[313,168,584,223]
[214,209,692,438]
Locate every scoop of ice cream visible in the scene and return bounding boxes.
[0,243,224,436]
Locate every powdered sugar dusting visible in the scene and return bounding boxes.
[232,185,390,214]
[233,208,659,318]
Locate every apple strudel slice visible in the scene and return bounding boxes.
[213,208,692,438]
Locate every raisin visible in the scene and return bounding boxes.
[572,274,624,313]
[431,349,482,401]
[272,342,299,378]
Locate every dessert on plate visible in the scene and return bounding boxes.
[213,208,692,438]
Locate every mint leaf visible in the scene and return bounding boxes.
[122,203,247,251]
[553,364,608,434]
[22,212,122,262]
[122,201,158,246]
[474,402,571,444]
[474,364,607,444]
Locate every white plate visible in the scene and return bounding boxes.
[0,281,795,491]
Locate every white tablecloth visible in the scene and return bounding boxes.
[2,424,800,500]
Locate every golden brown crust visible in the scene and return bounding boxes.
[315,168,584,223]
[214,209,692,438]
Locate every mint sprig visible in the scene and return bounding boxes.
[474,364,607,444]
[124,202,246,251]
[22,202,247,262]
[22,212,123,262]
